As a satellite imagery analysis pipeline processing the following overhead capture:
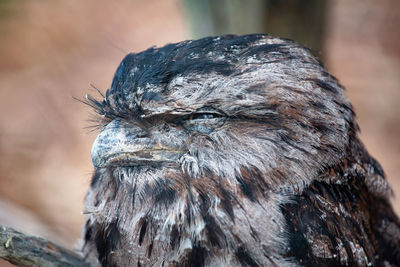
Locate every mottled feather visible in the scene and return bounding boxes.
[81,34,400,266]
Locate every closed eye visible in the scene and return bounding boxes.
[188,113,223,120]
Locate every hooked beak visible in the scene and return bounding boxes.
[91,119,185,168]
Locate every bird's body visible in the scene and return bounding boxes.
[82,34,400,266]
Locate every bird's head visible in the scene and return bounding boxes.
[89,34,356,193]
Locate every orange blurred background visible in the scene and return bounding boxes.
[0,0,399,260]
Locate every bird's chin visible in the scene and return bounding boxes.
[93,150,185,168]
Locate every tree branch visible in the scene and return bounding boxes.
[0,225,88,267]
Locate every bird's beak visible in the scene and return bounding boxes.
[91,119,185,168]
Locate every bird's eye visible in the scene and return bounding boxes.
[188,113,222,120]
[184,111,225,133]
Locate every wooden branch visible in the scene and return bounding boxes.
[0,225,88,267]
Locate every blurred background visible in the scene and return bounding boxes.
[0,0,399,264]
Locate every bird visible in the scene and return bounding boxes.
[81,34,400,266]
